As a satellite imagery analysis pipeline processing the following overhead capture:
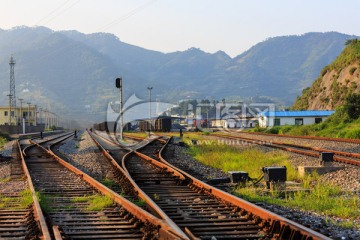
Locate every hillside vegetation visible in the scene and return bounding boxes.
[292,39,360,110]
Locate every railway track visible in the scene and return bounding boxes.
[213,133,360,167]
[15,132,187,239]
[0,141,49,239]
[91,130,330,239]
[246,131,360,144]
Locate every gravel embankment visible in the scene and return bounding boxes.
[0,160,10,180]
[0,140,15,158]
[0,140,14,180]
[0,140,27,195]
[58,131,115,181]
[163,138,360,240]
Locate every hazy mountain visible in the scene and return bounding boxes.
[0,26,357,122]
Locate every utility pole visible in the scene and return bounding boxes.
[18,98,24,125]
[115,78,123,140]
[27,102,31,126]
[39,108,42,125]
[7,94,12,125]
[34,105,37,126]
[147,87,153,134]
[9,56,16,124]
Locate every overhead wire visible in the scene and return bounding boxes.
[39,0,82,25]
[96,0,158,32]
[35,0,73,25]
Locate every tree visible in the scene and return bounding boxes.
[344,93,360,119]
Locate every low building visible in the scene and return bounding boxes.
[0,105,37,126]
[258,110,335,128]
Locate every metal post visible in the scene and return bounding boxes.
[34,105,37,126]
[147,87,153,133]
[119,78,123,140]
[27,103,31,126]
[18,98,23,125]
[39,108,42,125]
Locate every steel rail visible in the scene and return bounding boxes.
[16,140,52,240]
[246,131,360,144]
[86,130,189,239]
[213,133,360,167]
[156,137,332,240]
[21,131,74,157]
[24,139,149,239]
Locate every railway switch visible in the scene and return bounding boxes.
[228,171,249,183]
[262,166,286,190]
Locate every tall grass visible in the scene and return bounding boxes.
[72,194,114,211]
[187,143,299,181]
[236,183,359,224]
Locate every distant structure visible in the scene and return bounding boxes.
[9,56,16,120]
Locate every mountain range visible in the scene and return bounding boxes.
[0,26,357,122]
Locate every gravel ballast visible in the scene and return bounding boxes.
[58,131,116,181]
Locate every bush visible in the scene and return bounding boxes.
[349,67,357,75]
[265,127,281,134]
[278,125,293,134]
[344,129,360,139]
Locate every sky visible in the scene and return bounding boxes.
[1,0,360,57]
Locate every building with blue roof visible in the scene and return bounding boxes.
[259,110,335,128]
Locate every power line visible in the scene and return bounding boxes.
[35,0,73,25]
[96,0,158,32]
[36,0,81,26]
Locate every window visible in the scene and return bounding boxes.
[295,118,303,125]
[315,118,322,124]
[274,118,280,126]
[4,111,8,116]
[11,111,14,117]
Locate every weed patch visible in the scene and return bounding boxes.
[187,143,299,181]
[73,194,114,211]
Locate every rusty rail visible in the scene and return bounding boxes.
[213,133,360,167]
[247,131,360,144]
[86,130,189,239]
[16,140,52,240]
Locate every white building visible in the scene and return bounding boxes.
[258,110,335,128]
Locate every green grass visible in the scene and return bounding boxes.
[72,194,114,211]
[101,178,117,189]
[235,183,359,227]
[130,198,147,207]
[0,177,11,183]
[187,143,299,181]
[0,189,33,209]
[0,195,13,208]
[37,193,57,212]
[19,189,33,208]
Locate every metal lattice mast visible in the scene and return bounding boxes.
[9,56,16,112]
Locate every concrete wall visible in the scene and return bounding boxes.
[0,124,45,135]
